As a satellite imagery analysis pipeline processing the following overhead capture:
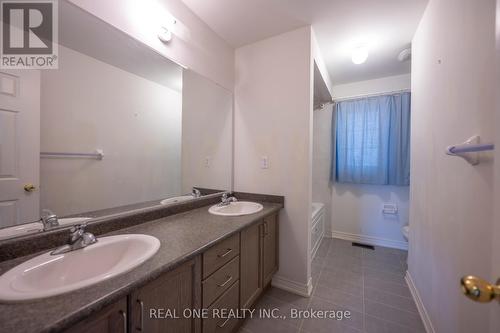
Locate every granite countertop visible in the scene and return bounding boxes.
[0,201,282,333]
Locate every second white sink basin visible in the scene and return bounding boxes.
[0,234,160,301]
[0,222,43,240]
[58,217,93,226]
[160,195,195,205]
[208,201,263,216]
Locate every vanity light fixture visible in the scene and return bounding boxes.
[398,48,412,62]
[351,46,369,64]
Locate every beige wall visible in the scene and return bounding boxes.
[409,0,496,331]
[234,26,313,294]
[332,74,411,98]
[68,0,235,91]
[40,45,182,216]
[312,29,333,96]
[493,1,500,330]
[311,104,333,230]
[181,70,232,193]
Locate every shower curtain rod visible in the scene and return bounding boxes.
[333,88,411,103]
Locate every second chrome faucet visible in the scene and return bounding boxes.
[218,193,238,207]
[51,224,97,255]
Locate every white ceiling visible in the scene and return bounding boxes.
[181,0,428,84]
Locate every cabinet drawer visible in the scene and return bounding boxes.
[203,256,239,307]
[203,234,240,278]
[203,281,240,333]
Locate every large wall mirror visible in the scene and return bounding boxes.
[0,1,233,240]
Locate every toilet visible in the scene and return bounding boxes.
[402,225,410,241]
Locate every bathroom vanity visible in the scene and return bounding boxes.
[0,195,282,333]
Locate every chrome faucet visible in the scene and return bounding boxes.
[192,188,201,198]
[51,224,97,255]
[218,193,237,206]
[41,209,59,230]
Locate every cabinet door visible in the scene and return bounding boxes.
[240,222,262,309]
[262,214,278,286]
[130,257,201,333]
[65,298,127,333]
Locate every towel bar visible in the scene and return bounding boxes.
[446,136,494,165]
[40,149,104,160]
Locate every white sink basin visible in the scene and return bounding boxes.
[0,234,160,301]
[0,217,93,240]
[208,201,264,216]
[160,195,195,205]
[0,222,43,240]
[58,217,93,226]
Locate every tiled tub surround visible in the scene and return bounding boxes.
[0,194,283,333]
[239,238,424,333]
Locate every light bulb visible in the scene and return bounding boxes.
[352,46,369,64]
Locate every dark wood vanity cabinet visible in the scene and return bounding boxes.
[240,222,262,309]
[64,298,127,333]
[129,258,202,333]
[66,212,279,333]
[67,259,202,333]
[262,214,279,286]
[240,213,279,310]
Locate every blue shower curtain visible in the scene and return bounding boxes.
[333,92,411,186]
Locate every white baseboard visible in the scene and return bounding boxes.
[405,271,435,333]
[330,230,408,250]
[271,275,312,297]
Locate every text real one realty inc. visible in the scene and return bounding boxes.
[149,308,352,320]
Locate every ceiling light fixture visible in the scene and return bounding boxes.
[158,26,172,43]
[398,48,412,62]
[351,46,369,64]
[158,17,177,43]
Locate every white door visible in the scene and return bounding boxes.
[0,70,40,227]
[491,2,500,331]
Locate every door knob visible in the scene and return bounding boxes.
[461,275,500,303]
[23,184,36,192]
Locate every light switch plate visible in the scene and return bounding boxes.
[260,156,269,169]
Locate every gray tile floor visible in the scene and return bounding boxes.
[239,238,425,333]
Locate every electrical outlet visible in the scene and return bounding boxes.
[260,156,269,169]
[205,156,211,168]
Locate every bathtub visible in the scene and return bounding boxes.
[311,202,325,259]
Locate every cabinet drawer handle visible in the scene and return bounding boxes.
[136,300,144,332]
[263,222,268,236]
[217,248,233,258]
[217,317,231,328]
[217,275,233,287]
[119,310,127,333]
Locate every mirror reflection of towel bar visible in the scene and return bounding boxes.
[446,135,494,165]
[40,149,104,160]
